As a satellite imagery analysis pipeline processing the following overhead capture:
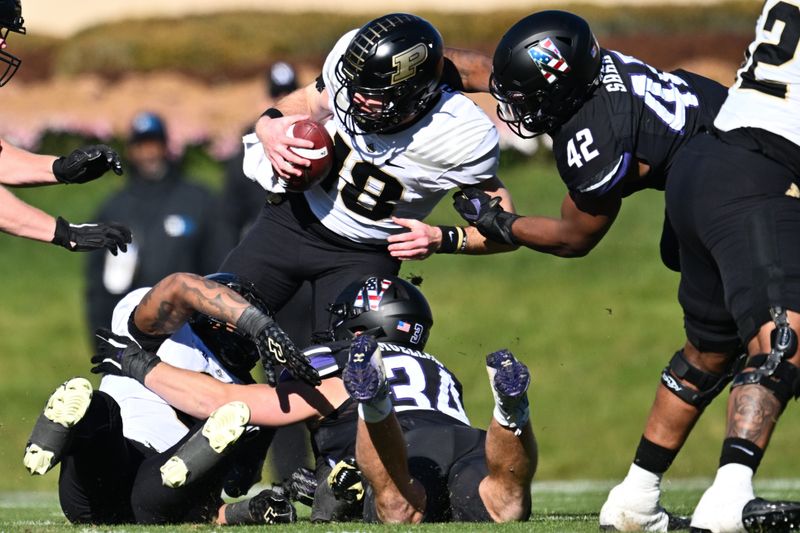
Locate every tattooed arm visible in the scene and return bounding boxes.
[132,272,251,336]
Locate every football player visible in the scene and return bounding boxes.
[221,13,517,344]
[0,0,130,254]
[449,11,731,531]
[91,274,538,524]
[663,1,800,531]
[23,272,317,525]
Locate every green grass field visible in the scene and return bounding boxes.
[2,480,800,531]
[1,149,800,525]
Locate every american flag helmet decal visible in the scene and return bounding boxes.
[527,37,571,84]
[353,277,394,311]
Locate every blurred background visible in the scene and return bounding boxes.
[3,0,792,493]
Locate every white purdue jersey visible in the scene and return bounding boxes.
[715,0,800,147]
[98,288,242,452]
[242,29,500,245]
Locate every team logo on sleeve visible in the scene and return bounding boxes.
[527,38,571,84]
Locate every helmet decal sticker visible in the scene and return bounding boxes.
[392,43,428,84]
[353,277,393,311]
[527,37,571,84]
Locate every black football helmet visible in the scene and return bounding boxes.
[329,275,433,350]
[334,13,444,135]
[491,10,602,138]
[0,0,24,87]
[188,272,272,383]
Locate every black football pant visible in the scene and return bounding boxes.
[59,391,239,525]
[220,193,400,343]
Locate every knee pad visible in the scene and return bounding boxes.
[731,354,800,412]
[660,349,744,409]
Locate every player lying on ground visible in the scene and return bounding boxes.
[91,274,538,523]
[23,272,318,525]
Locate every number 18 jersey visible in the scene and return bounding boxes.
[551,49,726,199]
[303,29,500,245]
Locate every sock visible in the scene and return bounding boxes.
[634,436,679,474]
[357,397,393,423]
[622,463,662,493]
[719,437,764,473]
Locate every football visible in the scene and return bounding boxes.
[283,119,334,191]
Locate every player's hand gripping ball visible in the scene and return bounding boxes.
[284,120,334,191]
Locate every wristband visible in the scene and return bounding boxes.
[260,107,284,119]
[436,225,466,254]
[236,305,273,338]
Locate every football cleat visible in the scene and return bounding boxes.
[342,335,388,403]
[600,471,690,532]
[742,498,800,532]
[23,377,93,476]
[486,349,530,431]
[160,401,251,488]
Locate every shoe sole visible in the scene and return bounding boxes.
[23,377,93,476]
[343,336,386,402]
[160,401,250,488]
[743,498,800,532]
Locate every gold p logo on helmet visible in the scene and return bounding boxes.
[392,43,428,85]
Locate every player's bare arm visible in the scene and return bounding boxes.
[255,82,332,178]
[388,177,517,260]
[0,185,57,241]
[0,140,58,185]
[134,272,252,336]
[443,47,491,93]
[511,192,621,257]
[141,360,345,425]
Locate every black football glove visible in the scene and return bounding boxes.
[227,487,297,525]
[91,328,161,384]
[51,216,132,255]
[453,187,521,245]
[53,144,123,184]
[275,466,317,507]
[236,307,321,387]
[328,456,364,503]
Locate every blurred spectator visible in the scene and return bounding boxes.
[85,112,229,338]
[220,62,312,480]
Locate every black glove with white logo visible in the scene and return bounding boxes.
[53,144,123,184]
[51,216,131,255]
[91,328,161,384]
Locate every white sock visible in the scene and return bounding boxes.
[623,463,662,492]
[711,463,755,497]
[357,397,393,423]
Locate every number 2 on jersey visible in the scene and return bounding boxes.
[739,1,800,99]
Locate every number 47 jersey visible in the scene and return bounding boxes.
[551,49,727,199]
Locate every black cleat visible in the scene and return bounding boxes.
[743,497,800,532]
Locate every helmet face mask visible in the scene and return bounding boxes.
[329,275,433,350]
[333,13,444,136]
[491,10,602,138]
[0,0,25,87]
[189,273,271,382]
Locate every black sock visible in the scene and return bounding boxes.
[633,436,679,474]
[719,437,763,472]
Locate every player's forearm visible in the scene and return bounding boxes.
[0,141,58,186]
[462,225,518,254]
[511,215,600,257]
[444,47,491,92]
[0,186,57,241]
[135,273,251,336]
[145,363,234,419]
